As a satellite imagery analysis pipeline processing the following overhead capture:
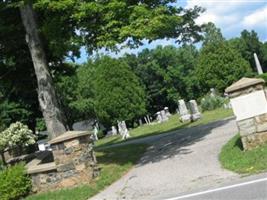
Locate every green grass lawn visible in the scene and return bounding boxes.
[220,134,267,174]
[26,108,233,200]
[96,108,233,148]
[26,144,148,200]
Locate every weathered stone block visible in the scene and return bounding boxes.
[255,113,267,132]
[64,139,79,148]
[237,118,256,136]
[241,131,267,150]
[57,162,75,172]
[75,163,86,171]
[79,136,91,144]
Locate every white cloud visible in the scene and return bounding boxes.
[185,0,267,40]
[242,6,267,27]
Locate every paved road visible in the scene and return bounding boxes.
[91,118,241,200]
[166,173,267,200]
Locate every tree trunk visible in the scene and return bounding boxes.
[20,3,68,139]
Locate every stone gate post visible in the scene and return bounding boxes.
[225,77,267,150]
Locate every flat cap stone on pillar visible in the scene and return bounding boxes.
[225,77,265,97]
[49,131,91,145]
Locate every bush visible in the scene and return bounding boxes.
[200,94,226,111]
[0,122,36,156]
[0,163,32,200]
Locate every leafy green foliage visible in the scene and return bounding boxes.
[220,134,267,174]
[195,41,253,94]
[0,163,32,200]
[94,57,146,127]
[1,0,203,132]
[31,0,204,53]
[202,22,224,46]
[35,118,46,132]
[124,44,199,113]
[200,95,226,111]
[229,30,267,72]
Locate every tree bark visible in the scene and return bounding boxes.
[20,3,68,139]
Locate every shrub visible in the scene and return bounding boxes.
[0,163,32,200]
[200,94,226,111]
[0,122,36,156]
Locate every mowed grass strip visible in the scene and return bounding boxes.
[26,144,148,200]
[96,108,234,148]
[220,134,267,174]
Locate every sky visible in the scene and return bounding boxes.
[75,0,267,63]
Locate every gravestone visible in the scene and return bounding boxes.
[225,77,267,150]
[92,126,98,141]
[210,88,216,97]
[160,110,169,122]
[121,121,130,140]
[111,126,118,135]
[156,111,163,123]
[189,100,201,121]
[178,99,191,122]
[164,107,171,117]
[118,121,123,135]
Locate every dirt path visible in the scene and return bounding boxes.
[91,119,240,200]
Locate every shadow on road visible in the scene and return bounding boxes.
[138,118,233,166]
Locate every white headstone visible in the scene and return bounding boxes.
[210,88,216,97]
[164,107,171,117]
[189,100,201,121]
[111,126,118,135]
[160,110,169,122]
[156,111,163,123]
[93,126,98,141]
[178,99,191,122]
[121,121,130,140]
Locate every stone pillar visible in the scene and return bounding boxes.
[178,99,191,122]
[29,131,98,193]
[49,131,98,188]
[225,77,267,150]
[189,100,201,121]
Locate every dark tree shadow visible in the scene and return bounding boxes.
[137,119,233,166]
[95,118,234,167]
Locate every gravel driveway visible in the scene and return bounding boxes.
[91,118,240,200]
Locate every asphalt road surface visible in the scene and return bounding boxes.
[91,118,240,200]
[166,173,267,200]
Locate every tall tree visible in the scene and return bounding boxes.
[20,3,68,138]
[93,57,146,127]
[2,0,203,138]
[195,41,252,94]
[124,44,198,114]
[202,22,224,46]
[229,30,265,72]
